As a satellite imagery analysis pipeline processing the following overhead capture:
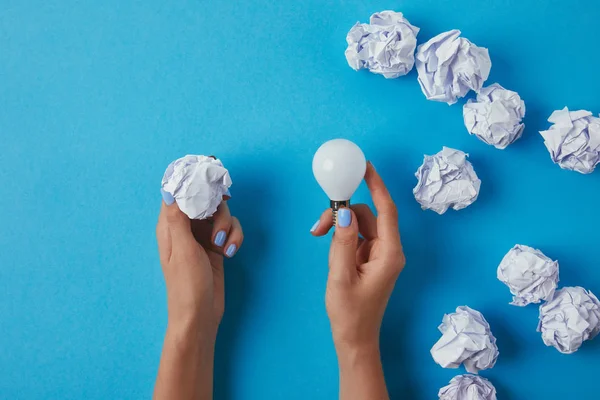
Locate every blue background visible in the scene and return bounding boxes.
[2,0,600,398]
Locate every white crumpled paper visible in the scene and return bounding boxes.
[431,306,499,374]
[161,155,232,220]
[438,374,497,400]
[415,29,491,105]
[539,107,600,174]
[538,286,600,354]
[497,245,559,307]
[345,11,420,79]
[413,147,481,214]
[463,83,525,149]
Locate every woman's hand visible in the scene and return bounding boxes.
[156,193,243,333]
[154,193,243,400]
[311,163,405,400]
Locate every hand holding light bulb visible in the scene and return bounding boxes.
[311,140,405,400]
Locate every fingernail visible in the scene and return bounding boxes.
[225,189,231,197]
[310,220,320,232]
[225,244,237,258]
[369,161,376,171]
[337,208,351,228]
[161,188,175,205]
[214,230,227,247]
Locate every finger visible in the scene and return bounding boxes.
[211,202,233,249]
[328,207,359,282]
[161,190,197,251]
[364,162,400,241]
[356,238,374,265]
[223,217,244,258]
[351,203,377,240]
[310,208,334,237]
[156,202,172,264]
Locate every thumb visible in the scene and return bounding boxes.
[161,189,196,249]
[329,207,359,282]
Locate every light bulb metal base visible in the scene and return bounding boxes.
[330,200,350,226]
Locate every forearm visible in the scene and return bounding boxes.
[154,318,216,400]
[336,342,389,400]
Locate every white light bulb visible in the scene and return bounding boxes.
[312,139,366,222]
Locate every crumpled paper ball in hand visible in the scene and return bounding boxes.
[415,29,491,105]
[431,306,499,374]
[497,244,559,306]
[539,107,600,174]
[345,11,420,79]
[438,374,497,400]
[538,286,600,354]
[463,83,525,149]
[413,147,481,215]
[161,155,232,220]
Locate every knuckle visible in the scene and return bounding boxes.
[334,235,356,247]
[398,257,406,271]
[159,252,170,266]
[165,210,183,224]
[392,253,406,273]
[215,215,233,229]
[384,249,405,269]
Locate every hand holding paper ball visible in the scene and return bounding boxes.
[161,155,232,220]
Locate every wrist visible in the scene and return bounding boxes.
[167,313,217,348]
[167,295,219,338]
[335,340,388,400]
[335,340,381,368]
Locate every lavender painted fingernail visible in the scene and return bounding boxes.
[161,188,175,205]
[337,208,351,228]
[225,244,237,258]
[214,230,227,247]
[310,220,320,232]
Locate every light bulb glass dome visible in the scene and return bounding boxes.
[312,139,367,201]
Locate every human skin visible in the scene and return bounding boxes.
[153,194,243,400]
[153,162,404,400]
[310,162,406,400]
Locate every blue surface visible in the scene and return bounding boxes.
[2,1,600,398]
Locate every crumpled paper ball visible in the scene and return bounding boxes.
[438,374,497,400]
[345,11,420,79]
[413,147,481,215]
[431,306,499,374]
[463,83,525,149]
[539,107,600,174]
[161,155,232,220]
[537,286,600,354]
[415,29,491,105]
[497,244,559,306]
